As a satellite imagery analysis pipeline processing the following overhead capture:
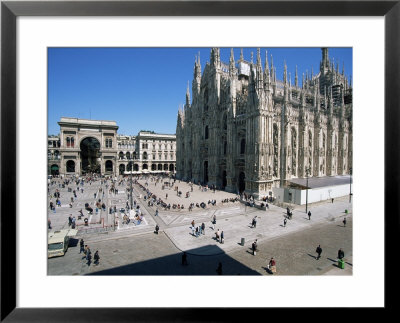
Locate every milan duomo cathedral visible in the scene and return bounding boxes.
[176,48,352,198]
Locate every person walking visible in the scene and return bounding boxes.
[308,210,311,220]
[252,216,257,228]
[86,247,92,266]
[215,229,220,242]
[220,231,224,244]
[79,239,85,253]
[268,257,276,274]
[155,208,159,217]
[316,245,322,260]
[343,217,347,227]
[182,252,188,266]
[252,239,258,256]
[154,224,159,234]
[94,250,100,265]
[48,219,52,230]
[68,215,72,227]
[338,248,345,260]
[331,198,334,203]
[283,218,287,227]
[216,262,222,275]
[201,222,205,235]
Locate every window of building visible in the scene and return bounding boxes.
[240,139,246,154]
[66,137,70,147]
[71,137,74,147]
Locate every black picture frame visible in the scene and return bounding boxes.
[1,0,397,321]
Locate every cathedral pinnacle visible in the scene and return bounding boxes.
[186,81,190,106]
[240,48,244,61]
[283,61,287,84]
[295,65,298,87]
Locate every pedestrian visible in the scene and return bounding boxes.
[308,210,311,220]
[79,239,84,253]
[182,252,188,266]
[220,231,224,244]
[252,216,257,228]
[201,222,205,235]
[166,193,168,200]
[155,208,158,217]
[191,220,195,227]
[216,262,222,275]
[343,217,347,227]
[252,240,258,256]
[48,219,52,229]
[215,229,220,242]
[338,248,345,260]
[191,226,195,236]
[283,218,287,227]
[71,216,76,229]
[94,250,100,265]
[87,251,92,266]
[331,198,334,203]
[316,245,322,260]
[154,224,159,234]
[195,226,199,237]
[68,214,72,226]
[268,257,276,274]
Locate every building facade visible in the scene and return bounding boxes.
[176,48,353,198]
[48,117,176,177]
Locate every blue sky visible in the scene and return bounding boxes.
[48,47,352,135]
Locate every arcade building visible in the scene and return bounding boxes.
[48,117,176,177]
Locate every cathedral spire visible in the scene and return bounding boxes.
[256,48,263,90]
[283,60,287,84]
[289,72,292,87]
[240,48,244,61]
[295,65,298,87]
[342,62,345,75]
[264,50,270,85]
[229,48,235,75]
[186,81,190,106]
[251,51,254,64]
[302,73,305,89]
[256,48,262,67]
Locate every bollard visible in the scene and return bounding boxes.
[241,238,245,246]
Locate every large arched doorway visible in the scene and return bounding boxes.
[238,172,245,194]
[204,161,208,184]
[222,170,227,189]
[50,164,59,176]
[80,137,101,174]
[105,160,113,173]
[66,160,75,173]
[119,164,125,175]
[169,164,174,172]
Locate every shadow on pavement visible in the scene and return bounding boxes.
[307,253,317,259]
[87,244,262,275]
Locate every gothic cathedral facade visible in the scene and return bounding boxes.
[176,48,352,199]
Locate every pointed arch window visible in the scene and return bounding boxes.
[240,139,246,155]
[66,137,70,147]
[71,137,74,147]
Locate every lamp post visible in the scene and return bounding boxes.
[349,167,352,203]
[129,158,133,209]
[305,168,310,214]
